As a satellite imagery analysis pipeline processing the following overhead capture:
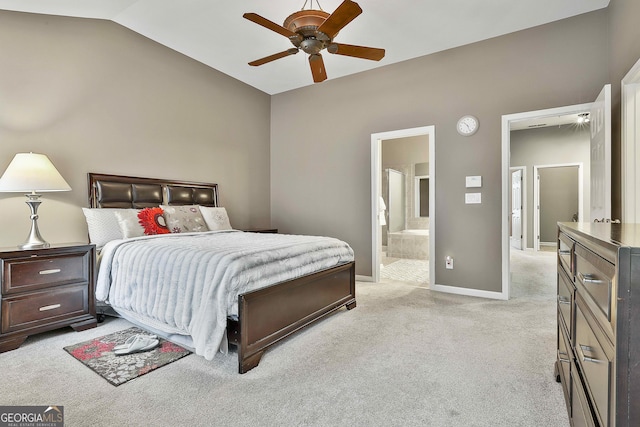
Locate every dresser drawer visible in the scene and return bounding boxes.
[571,368,597,427]
[2,252,89,295]
[557,322,572,407]
[558,232,574,277]
[575,297,612,426]
[575,243,615,333]
[1,285,89,333]
[558,268,573,337]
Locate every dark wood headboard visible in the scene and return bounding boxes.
[88,173,219,208]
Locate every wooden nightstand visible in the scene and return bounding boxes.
[0,243,97,353]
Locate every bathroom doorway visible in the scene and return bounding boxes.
[371,126,435,287]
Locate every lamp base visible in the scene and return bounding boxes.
[18,194,50,250]
[19,241,50,250]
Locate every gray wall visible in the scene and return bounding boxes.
[271,10,609,290]
[510,125,590,249]
[0,11,271,247]
[539,166,579,243]
[2,0,639,294]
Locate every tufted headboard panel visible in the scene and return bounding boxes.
[88,173,219,208]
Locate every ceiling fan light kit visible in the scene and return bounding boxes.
[244,0,385,83]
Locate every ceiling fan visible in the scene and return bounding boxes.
[243,0,385,83]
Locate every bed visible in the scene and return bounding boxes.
[86,173,356,373]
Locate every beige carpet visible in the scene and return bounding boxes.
[0,249,567,426]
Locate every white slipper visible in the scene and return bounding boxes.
[113,334,157,351]
[114,336,160,356]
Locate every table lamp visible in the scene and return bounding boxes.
[0,153,71,249]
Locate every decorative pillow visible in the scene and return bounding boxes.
[82,208,131,248]
[160,205,208,233]
[138,207,170,235]
[114,209,145,238]
[198,206,232,231]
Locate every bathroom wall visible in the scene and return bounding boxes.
[381,135,430,245]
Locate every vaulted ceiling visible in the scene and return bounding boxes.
[0,0,610,94]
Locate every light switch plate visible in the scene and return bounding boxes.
[465,193,482,204]
[466,176,482,188]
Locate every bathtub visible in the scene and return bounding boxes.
[387,229,429,260]
[396,229,429,236]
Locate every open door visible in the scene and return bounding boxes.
[590,84,612,221]
[510,168,523,250]
[622,58,640,222]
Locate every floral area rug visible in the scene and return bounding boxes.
[64,327,191,386]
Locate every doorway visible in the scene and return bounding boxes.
[371,126,435,285]
[533,164,582,251]
[501,101,593,299]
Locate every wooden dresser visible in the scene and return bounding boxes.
[556,222,640,427]
[0,243,97,353]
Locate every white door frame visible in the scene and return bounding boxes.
[622,57,640,222]
[509,166,526,250]
[532,163,584,251]
[501,102,591,297]
[371,126,435,284]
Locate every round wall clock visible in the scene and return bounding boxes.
[457,115,479,136]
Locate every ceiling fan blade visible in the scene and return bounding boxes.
[249,48,299,66]
[317,0,362,39]
[243,13,297,38]
[327,43,385,61]
[309,54,327,83]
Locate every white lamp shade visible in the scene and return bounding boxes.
[0,153,71,192]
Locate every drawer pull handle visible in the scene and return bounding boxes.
[558,296,571,305]
[578,272,603,285]
[39,303,61,312]
[579,344,601,364]
[582,355,601,364]
[39,268,61,275]
[558,250,571,255]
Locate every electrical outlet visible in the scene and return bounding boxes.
[446,256,454,269]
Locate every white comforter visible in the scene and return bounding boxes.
[96,230,354,360]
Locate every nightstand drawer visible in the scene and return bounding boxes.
[1,285,89,333]
[2,252,89,295]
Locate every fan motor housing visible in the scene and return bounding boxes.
[283,9,329,32]
[284,9,333,53]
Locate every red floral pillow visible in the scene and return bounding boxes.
[137,207,170,235]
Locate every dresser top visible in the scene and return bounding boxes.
[559,222,640,249]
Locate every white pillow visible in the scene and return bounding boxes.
[114,209,145,238]
[82,208,131,248]
[161,205,208,233]
[199,206,232,231]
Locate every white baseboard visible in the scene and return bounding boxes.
[431,283,508,300]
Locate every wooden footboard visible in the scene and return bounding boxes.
[227,261,356,373]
